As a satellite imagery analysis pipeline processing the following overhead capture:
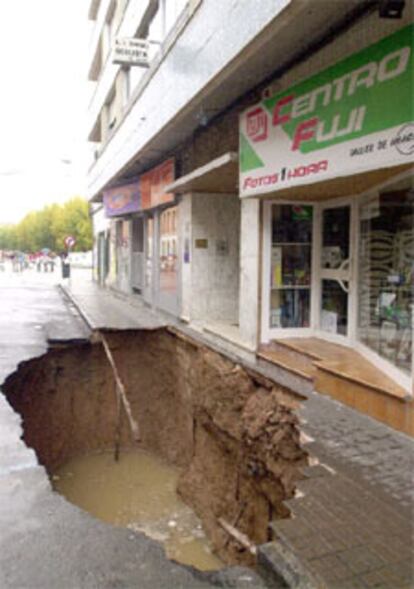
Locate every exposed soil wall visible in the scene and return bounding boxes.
[3,328,307,566]
[3,342,126,471]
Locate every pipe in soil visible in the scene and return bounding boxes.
[2,327,308,568]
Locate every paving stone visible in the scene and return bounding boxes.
[335,577,368,589]
[360,565,413,588]
[337,546,385,575]
[307,554,353,582]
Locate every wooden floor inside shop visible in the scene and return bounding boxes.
[258,337,413,436]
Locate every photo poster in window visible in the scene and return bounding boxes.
[270,308,282,328]
[271,246,282,287]
[321,310,338,333]
[291,205,312,221]
[377,292,396,316]
[322,246,342,269]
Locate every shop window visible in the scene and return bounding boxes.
[159,206,178,295]
[358,184,413,374]
[145,216,154,290]
[269,204,312,329]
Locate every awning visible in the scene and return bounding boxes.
[257,163,414,202]
[165,152,238,194]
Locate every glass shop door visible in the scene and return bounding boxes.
[319,203,352,339]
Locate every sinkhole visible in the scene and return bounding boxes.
[3,327,307,570]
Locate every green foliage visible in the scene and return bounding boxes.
[0,225,18,250]
[0,197,92,253]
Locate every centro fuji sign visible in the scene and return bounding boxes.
[239,24,414,197]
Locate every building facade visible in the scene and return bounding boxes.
[86,0,413,432]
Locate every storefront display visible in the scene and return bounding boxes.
[269,204,312,328]
[358,184,413,374]
[247,24,413,389]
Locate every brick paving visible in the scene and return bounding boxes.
[269,390,414,588]
[301,390,414,515]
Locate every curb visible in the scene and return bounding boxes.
[257,541,322,589]
[57,284,96,332]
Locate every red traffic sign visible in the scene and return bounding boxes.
[64,235,76,248]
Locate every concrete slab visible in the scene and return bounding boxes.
[60,281,167,332]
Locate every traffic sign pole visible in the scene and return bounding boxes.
[64,236,76,288]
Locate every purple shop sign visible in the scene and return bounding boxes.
[104,180,141,217]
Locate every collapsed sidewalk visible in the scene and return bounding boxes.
[63,279,414,589]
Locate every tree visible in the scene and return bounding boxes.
[0,197,92,253]
[0,225,18,250]
[51,197,92,252]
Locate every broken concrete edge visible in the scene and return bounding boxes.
[59,284,311,402]
[257,541,323,589]
[183,327,314,399]
[167,325,310,402]
[0,345,49,389]
[0,365,52,494]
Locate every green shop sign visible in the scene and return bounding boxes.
[240,24,414,197]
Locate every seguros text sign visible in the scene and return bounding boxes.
[112,38,150,67]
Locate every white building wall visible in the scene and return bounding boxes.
[179,194,192,322]
[92,206,110,234]
[190,193,240,323]
[87,0,113,78]
[87,0,152,136]
[239,199,261,350]
[87,0,291,198]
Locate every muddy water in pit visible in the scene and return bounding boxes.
[52,448,223,571]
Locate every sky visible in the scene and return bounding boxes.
[0,1,93,224]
